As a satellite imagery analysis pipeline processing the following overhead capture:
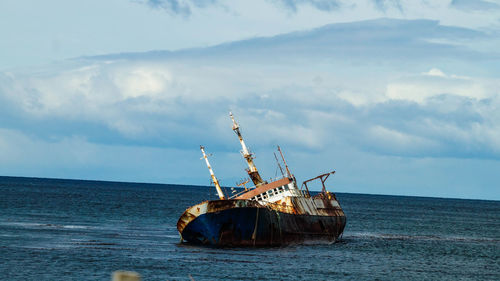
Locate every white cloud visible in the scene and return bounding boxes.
[113,65,173,99]
[2,53,499,158]
[423,68,446,77]
[1,61,193,137]
[386,69,492,104]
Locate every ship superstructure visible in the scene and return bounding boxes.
[177,113,346,246]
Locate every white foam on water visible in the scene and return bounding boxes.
[0,221,91,230]
[346,231,497,243]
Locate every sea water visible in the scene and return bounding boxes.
[0,176,498,280]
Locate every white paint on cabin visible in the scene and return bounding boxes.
[249,180,301,204]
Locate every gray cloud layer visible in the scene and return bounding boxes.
[137,0,408,15]
[3,19,499,159]
[273,0,341,12]
[450,0,500,11]
[90,18,490,65]
[138,0,488,16]
[138,0,218,16]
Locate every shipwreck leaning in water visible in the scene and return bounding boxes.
[177,113,346,246]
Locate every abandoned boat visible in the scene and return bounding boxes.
[177,113,346,246]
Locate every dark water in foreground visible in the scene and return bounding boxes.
[0,176,498,280]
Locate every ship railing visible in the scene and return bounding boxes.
[301,190,310,198]
[301,170,336,197]
[228,188,249,199]
[267,175,288,184]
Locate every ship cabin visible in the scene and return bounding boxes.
[232,176,302,204]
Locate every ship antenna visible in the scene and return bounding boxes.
[277,145,292,178]
[200,145,226,200]
[274,152,285,177]
[229,112,264,186]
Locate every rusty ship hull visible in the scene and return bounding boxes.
[177,195,346,246]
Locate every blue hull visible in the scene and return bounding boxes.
[180,206,346,246]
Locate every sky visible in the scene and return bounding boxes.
[0,0,499,200]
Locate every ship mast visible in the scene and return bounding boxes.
[229,112,264,186]
[277,145,292,178]
[200,145,226,200]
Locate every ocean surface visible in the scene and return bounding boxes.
[0,176,498,280]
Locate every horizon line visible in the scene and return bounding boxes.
[1,174,497,202]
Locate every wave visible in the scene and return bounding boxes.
[345,231,499,243]
[73,241,119,246]
[0,221,91,230]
